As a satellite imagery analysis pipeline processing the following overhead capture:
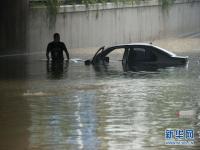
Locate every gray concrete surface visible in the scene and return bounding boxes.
[28,0,200,53]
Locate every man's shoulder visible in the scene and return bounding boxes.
[59,41,65,45]
[59,42,67,48]
[48,41,66,47]
[48,41,54,46]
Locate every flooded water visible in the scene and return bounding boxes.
[0,50,200,150]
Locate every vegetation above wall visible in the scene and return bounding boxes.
[30,0,175,28]
[159,0,175,9]
[30,0,175,9]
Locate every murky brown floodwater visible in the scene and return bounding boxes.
[0,40,200,150]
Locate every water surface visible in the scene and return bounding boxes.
[0,51,200,150]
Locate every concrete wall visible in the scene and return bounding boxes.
[0,0,27,55]
[28,0,200,52]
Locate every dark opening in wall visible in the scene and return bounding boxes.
[0,0,27,55]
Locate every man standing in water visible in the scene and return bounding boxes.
[46,33,69,61]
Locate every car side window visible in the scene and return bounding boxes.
[128,47,146,62]
[128,47,157,62]
[133,48,146,61]
[106,48,125,61]
[145,48,157,61]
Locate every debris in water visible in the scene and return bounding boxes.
[23,91,50,96]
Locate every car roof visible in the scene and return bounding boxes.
[106,43,152,47]
[105,43,176,57]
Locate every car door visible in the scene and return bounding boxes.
[127,46,157,65]
[127,46,146,66]
[122,47,129,67]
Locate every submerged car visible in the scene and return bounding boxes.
[85,43,188,71]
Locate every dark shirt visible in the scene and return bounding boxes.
[46,41,69,61]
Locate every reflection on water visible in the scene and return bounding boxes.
[0,56,30,150]
[0,80,30,150]
[46,60,69,79]
[0,52,200,150]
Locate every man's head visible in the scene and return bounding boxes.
[53,33,60,42]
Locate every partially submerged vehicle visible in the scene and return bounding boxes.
[85,43,188,71]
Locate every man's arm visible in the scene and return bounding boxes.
[46,43,50,60]
[63,43,69,60]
